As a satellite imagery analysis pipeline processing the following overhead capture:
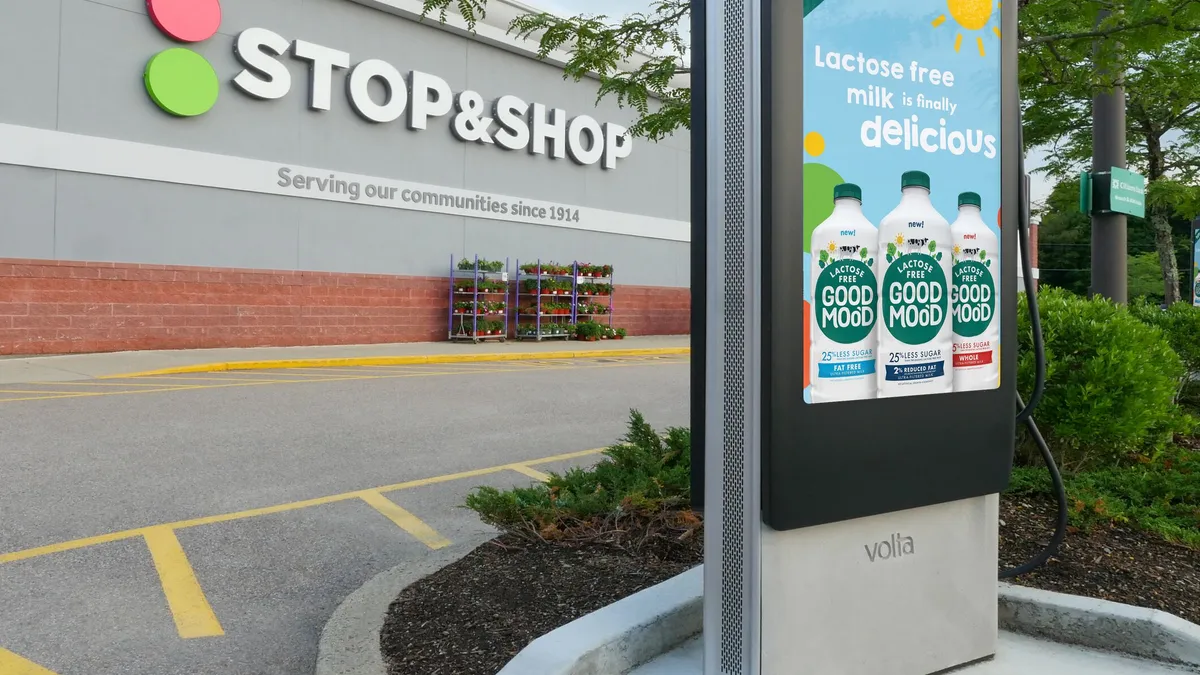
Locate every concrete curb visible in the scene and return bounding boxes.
[487,566,1200,675]
[315,545,477,675]
[318,553,1200,675]
[999,582,1200,666]
[104,347,690,378]
[497,566,703,675]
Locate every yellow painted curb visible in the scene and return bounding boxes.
[101,347,691,379]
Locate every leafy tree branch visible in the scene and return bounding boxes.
[419,0,1200,302]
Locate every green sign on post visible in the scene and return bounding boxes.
[1108,167,1146,218]
[1081,167,1147,217]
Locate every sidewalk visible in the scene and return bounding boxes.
[0,335,691,384]
[630,633,1199,675]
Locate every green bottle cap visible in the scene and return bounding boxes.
[959,191,982,208]
[833,183,862,202]
[901,171,931,190]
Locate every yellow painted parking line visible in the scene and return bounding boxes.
[0,447,604,566]
[359,491,451,550]
[0,359,683,405]
[0,389,151,395]
[274,366,439,375]
[0,648,59,674]
[119,375,300,383]
[143,526,224,639]
[103,347,690,378]
[0,382,276,403]
[361,362,518,372]
[250,368,389,376]
[22,381,205,388]
[509,465,551,482]
[224,371,359,379]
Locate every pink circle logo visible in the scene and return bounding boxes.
[147,0,222,43]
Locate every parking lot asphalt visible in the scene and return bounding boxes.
[0,355,690,675]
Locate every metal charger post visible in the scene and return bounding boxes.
[698,0,1019,673]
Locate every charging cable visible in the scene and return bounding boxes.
[998,125,1069,579]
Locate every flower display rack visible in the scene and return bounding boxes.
[514,258,575,341]
[514,259,614,341]
[573,262,615,330]
[448,255,509,343]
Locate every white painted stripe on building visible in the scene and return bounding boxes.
[0,123,690,242]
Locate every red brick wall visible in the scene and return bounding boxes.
[0,259,691,356]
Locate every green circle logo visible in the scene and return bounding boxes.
[881,253,948,345]
[952,260,996,337]
[145,48,219,117]
[814,259,877,344]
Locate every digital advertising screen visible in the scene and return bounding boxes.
[763,0,1016,530]
[801,0,1003,405]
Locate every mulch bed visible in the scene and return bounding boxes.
[999,495,1200,624]
[380,533,702,675]
[381,496,1200,675]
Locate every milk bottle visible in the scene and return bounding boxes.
[876,171,954,397]
[950,192,1000,391]
[809,183,879,403]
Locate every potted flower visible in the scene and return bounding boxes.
[615,327,627,340]
[572,321,596,341]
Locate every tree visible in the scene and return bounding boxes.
[1020,2,1200,304]
[1035,178,1092,295]
[1129,251,1166,304]
[1035,175,1196,297]
[421,0,1200,299]
[421,0,690,141]
[421,0,1200,141]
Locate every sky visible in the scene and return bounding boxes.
[534,0,1056,210]
[535,0,651,16]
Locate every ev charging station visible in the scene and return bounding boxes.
[697,0,1020,673]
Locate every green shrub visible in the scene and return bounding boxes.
[465,410,693,543]
[1130,300,1200,387]
[1017,287,1186,470]
[1008,446,1200,548]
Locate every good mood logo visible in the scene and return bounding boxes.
[140,0,633,169]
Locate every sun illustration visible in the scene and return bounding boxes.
[953,244,962,256]
[894,234,905,246]
[933,0,1000,57]
[827,241,837,252]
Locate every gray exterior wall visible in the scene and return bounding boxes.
[0,0,690,287]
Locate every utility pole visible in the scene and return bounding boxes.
[1091,9,1128,303]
